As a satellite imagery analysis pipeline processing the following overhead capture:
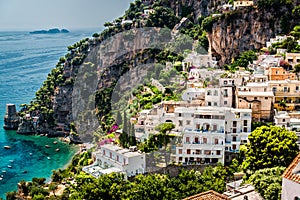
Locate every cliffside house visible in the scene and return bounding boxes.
[285,52,300,66]
[84,144,146,178]
[267,66,296,81]
[175,107,252,165]
[236,82,274,122]
[268,80,300,112]
[233,0,254,9]
[282,153,300,199]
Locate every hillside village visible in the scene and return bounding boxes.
[8,0,300,199]
[77,32,300,199]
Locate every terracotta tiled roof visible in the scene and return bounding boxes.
[282,153,300,184]
[183,190,230,200]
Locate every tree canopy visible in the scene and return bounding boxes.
[242,125,299,171]
[245,167,286,200]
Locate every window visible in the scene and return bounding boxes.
[224,89,228,97]
[233,136,236,142]
[215,138,219,144]
[179,157,182,161]
[216,150,221,155]
[117,155,119,162]
[276,70,279,74]
[195,137,199,143]
[204,150,211,155]
[296,86,299,91]
[103,150,106,156]
[110,152,112,158]
[212,124,217,131]
[214,90,218,96]
[224,101,228,105]
[243,120,247,126]
[233,121,237,127]
[186,120,191,125]
[254,97,257,100]
[232,144,236,150]
[203,138,207,144]
[208,102,212,106]
[186,137,190,143]
[284,87,288,92]
[207,90,212,95]
[265,97,268,100]
[179,120,183,126]
[283,119,286,122]
[243,127,248,132]
[214,102,218,106]
[187,149,191,154]
[224,80,228,85]
[179,113,182,117]
[178,149,183,154]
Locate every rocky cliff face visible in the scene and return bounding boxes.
[208,6,300,65]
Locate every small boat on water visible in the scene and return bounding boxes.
[4,146,11,149]
[45,145,50,148]
[47,157,51,160]
[7,165,12,168]
[2,170,6,173]
[29,153,32,156]
[23,170,28,174]
[9,160,14,163]
[53,141,58,144]
[55,148,60,152]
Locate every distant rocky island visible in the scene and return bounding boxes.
[29,28,69,34]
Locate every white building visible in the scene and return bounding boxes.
[205,87,234,107]
[182,52,217,69]
[282,153,300,200]
[182,88,205,102]
[92,144,146,178]
[175,107,252,164]
[274,111,291,128]
[266,35,293,48]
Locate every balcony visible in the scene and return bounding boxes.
[183,154,223,159]
[274,91,300,97]
[225,140,241,144]
[184,128,225,134]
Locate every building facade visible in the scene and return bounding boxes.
[95,144,146,178]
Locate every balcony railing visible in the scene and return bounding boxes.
[184,142,225,146]
[184,128,225,134]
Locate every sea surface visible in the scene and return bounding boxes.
[0,29,100,198]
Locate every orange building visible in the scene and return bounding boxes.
[268,67,296,81]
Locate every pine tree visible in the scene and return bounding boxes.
[129,123,137,146]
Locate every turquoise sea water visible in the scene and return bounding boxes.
[0,30,99,198]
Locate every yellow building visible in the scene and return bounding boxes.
[268,80,300,111]
[233,0,254,9]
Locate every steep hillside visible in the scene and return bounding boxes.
[21,0,300,141]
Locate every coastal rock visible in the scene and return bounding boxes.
[29,28,70,34]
